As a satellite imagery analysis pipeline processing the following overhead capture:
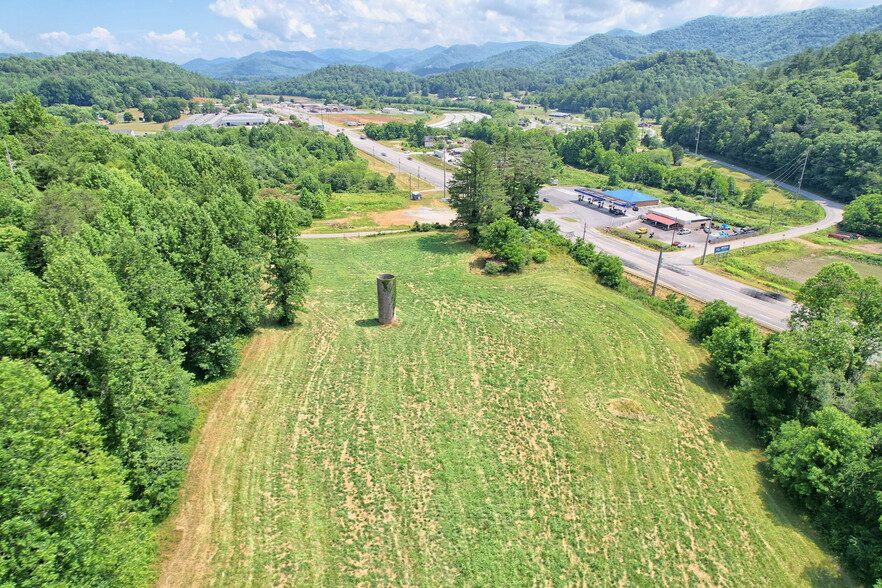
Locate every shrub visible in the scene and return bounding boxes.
[483,259,505,274]
[532,248,549,263]
[479,217,530,272]
[592,253,625,288]
[691,299,740,342]
[568,238,596,267]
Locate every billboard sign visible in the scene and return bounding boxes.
[714,245,730,255]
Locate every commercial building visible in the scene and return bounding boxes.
[643,206,710,230]
[221,113,269,127]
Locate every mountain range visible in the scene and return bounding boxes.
[181,4,882,81]
[183,41,565,79]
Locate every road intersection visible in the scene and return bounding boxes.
[283,106,843,329]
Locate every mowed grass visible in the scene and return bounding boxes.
[158,233,848,587]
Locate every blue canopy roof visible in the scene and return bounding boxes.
[603,189,658,204]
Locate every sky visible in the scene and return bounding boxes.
[2,0,880,63]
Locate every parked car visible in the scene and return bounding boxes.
[677,228,692,235]
[542,197,550,202]
[635,227,648,234]
[673,241,687,248]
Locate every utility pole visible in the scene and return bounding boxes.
[700,188,719,265]
[768,202,776,232]
[582,222,587,241]
[796,148,810,196]
[651,245,664,297]
[694,122,702,157]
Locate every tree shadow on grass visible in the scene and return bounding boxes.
[416,232,469,255]
[258,315,303,331]
[802,565,850,588]
[355,318,380,328]
[686,365,758,453]
[686,366,849,582]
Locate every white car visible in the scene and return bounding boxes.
[677,228,692,235]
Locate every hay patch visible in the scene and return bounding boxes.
[607,398,656,422]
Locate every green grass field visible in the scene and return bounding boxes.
[699,232,882,295]
[159,233,848,586]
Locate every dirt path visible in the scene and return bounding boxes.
[157,327,301,586]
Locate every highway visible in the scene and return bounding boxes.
[279,106,843,329]
[428,112,490,128]
[280,107,451,191]
[538,179,843,330]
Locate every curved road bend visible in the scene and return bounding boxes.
[280,108,843,329]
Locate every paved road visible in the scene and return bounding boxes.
[300,230,409,239]
[277,107,843,328]
[539,179,843,330]
[281,108,450,190]
[428,112,490,128]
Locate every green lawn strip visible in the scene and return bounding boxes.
[323,191,414,218]
[604,227,680,252]
[166,232,848,585]
[698,235,882,293]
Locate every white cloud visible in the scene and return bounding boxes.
[203,0,880,54]
[143,29,201,55]
[38,26,117,53]
[209,0,316,41]
[0,30,28,52]
[216,31,245,43]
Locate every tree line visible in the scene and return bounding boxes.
[692,265,882,584]
[261,64,552,104]
[0,95,373,585]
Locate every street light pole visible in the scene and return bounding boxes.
[700,188,719,265]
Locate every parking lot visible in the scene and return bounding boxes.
[624,217,757,249]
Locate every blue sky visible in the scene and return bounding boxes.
[2,0,880,63]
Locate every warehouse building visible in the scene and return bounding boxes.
[643,206,710,230]
[221,113,268,127]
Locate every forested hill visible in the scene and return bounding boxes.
[0,94,380,585]
[0,51,234,109]
[538,50,752,119]
[662,31,882,203]
[270,64,423,102]
[464,44,565,70]
[534,5,882,79]
[266,64,553,102]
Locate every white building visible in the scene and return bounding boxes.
[221,113,268,127]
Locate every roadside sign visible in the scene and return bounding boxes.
[714,245,730,255]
